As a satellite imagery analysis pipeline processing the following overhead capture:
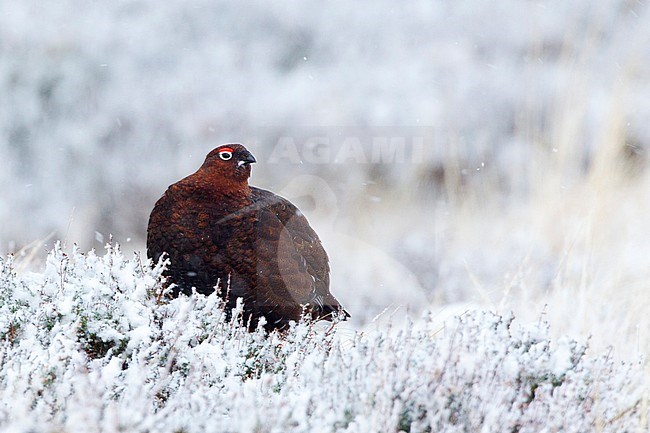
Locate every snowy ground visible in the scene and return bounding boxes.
[0,245,647,432]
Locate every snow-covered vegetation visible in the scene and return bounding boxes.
[0,245,647,432]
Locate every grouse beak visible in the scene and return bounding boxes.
[237,151,257,167]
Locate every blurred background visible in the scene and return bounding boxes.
[2,0,650,355]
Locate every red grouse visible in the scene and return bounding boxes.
[147,144,348,330]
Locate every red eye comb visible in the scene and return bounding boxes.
[219,147,234,153]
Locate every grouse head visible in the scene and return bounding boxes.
[200,143,257,185]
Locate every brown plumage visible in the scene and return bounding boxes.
[147,144,348,330]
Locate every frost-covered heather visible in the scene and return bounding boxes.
[0,245,647,432]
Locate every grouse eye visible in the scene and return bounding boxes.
[218,150,233,161]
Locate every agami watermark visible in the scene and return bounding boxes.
[261,127,437,165]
